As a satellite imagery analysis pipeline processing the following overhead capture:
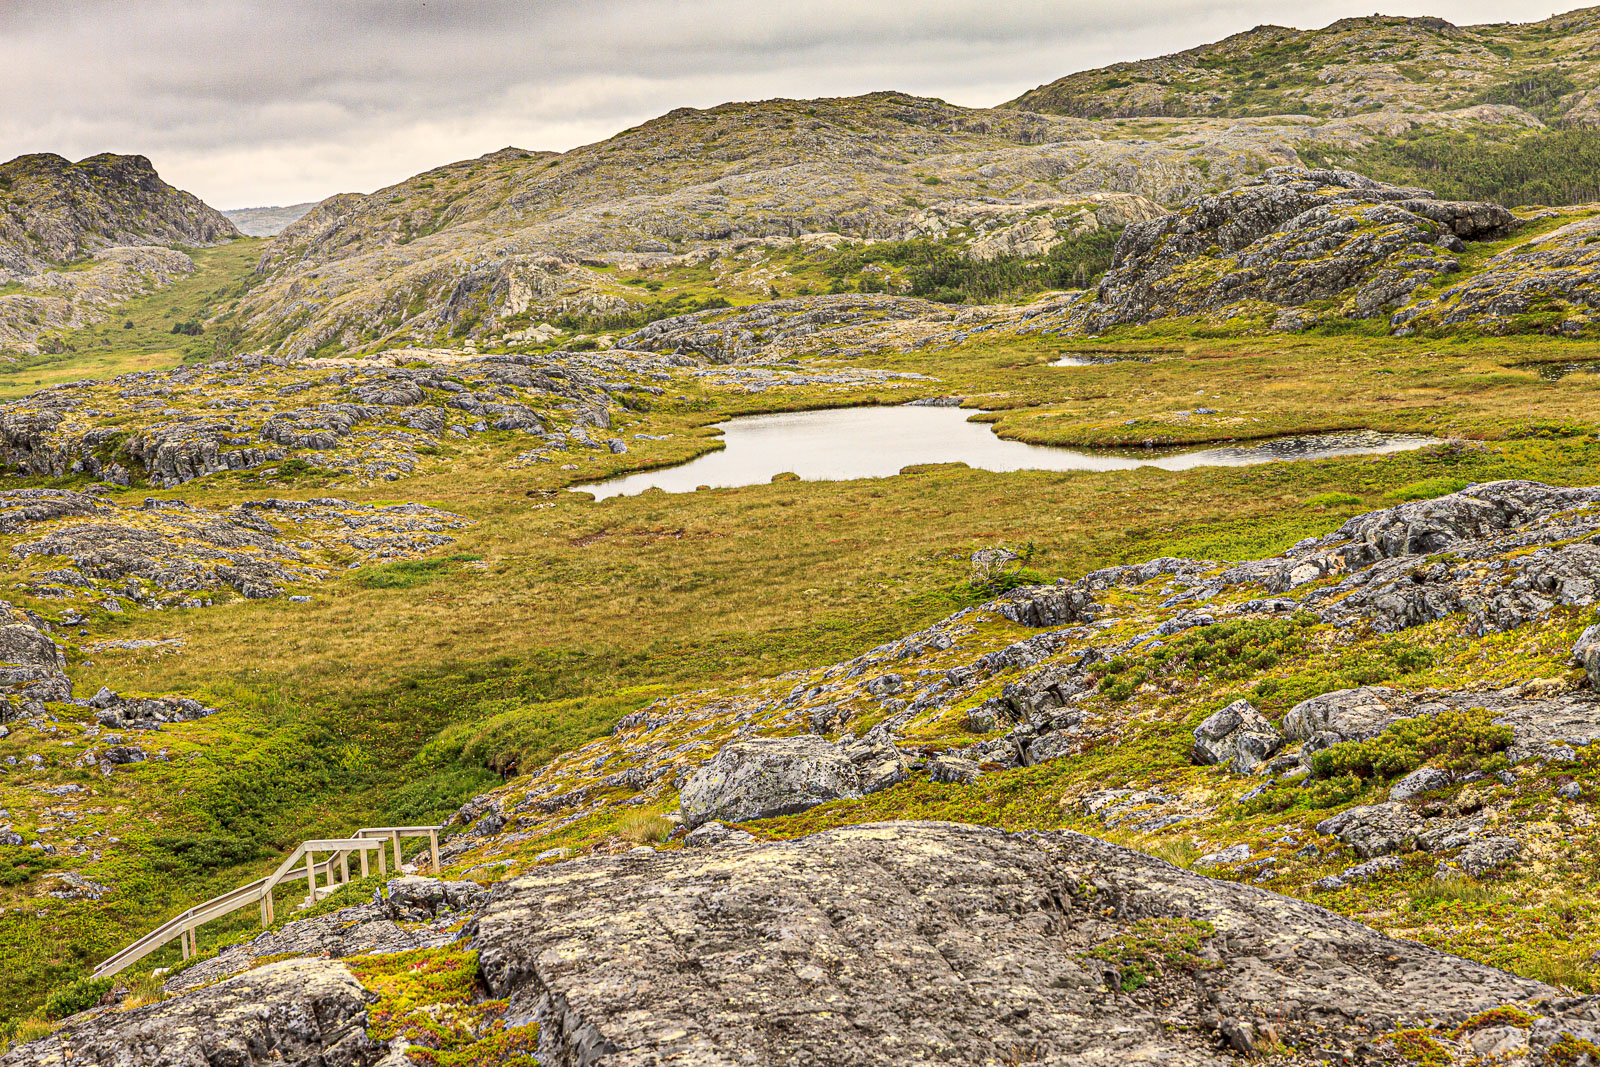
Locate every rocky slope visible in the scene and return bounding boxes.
[613,167,1600,346]
[232,90,1546,358]
[0,344,661,489]
[1072,166,1515,332]
[1393,212,1600,336]
[0,154,236,276]
[5,480,1600,1063]
[0,246,200,358]
[1011,9,1600,122]
[0,153,239,357]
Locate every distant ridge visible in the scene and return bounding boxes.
[223,202,318,237]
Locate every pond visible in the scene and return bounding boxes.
[574,407,1433,500]
[1051,355,1148,367]
[1517,360,1600,382]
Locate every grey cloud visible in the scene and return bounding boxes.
[0,0,1550,208]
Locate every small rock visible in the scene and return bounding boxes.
[1194,843,1251,868]
[1573,624,1600,688]
[1191,700,1283,772]
[927,755,981,784]
[1449,837,1522,878]
[1389,765,1452,802]
[683,821,756,848]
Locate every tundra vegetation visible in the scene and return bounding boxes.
[4,8,1600,1065]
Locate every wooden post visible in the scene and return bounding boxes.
[359,849,369,878]
[377,842,386,876]
[429,829,439,874]
[390,831,403,873]
[180,930,190,960]
[305,849,318,904]
[340,853,350,884]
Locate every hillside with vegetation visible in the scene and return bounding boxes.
[1,8,1600,1066]
[1010,9,1600,122]
[0,154,241,365]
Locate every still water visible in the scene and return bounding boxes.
[1518,360,1600,382]
[574,406,1432,500]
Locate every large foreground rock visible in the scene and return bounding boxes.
[2,959,378,1066]
[677,735,904,828]
[473,821,1559,1065]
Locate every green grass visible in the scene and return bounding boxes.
[4,295,1600,1020]
[0,240,261,397]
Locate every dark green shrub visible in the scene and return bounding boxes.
[0,847,49,887]
[149,833,264,872]
[1310,707,1511,781]
[42,977,113,1020]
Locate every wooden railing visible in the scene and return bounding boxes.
[92,824,442,979]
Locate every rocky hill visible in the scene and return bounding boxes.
[232,90,1551,358]
[0,154,236,276]
[1010,9,1600,123]
[1072,166,1517,334]
[203,9,1600,359]
[0,154,239,358]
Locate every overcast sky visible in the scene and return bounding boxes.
[0,0,1566,210]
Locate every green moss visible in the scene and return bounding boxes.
[1085,917,1221,991]
[348,947,539,1065]
[1451,1005,1537,1036]
[1306,491,1362,508]
[1384,1028,1451,1066]
[1548,1034,1600,1065]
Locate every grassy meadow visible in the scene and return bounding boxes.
[2,247,1600,1022]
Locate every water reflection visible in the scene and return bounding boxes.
[1050,354,1147,367]
[1517,361,1600,382]
[574,406,1433,500]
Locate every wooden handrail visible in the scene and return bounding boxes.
[92,823,443,979]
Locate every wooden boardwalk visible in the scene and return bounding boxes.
[93,824,442,979]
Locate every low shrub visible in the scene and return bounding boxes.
[42,977,112,1021]
[1311,707,1511,781]
[149,833,264,872]
[1384,477,1468,502]
[617,812,675,845]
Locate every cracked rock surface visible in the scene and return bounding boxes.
[1,959,379,1067]
[470,820,1568,1066]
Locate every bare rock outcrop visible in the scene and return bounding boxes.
[471,821,1570,1066]
[1,959,379,1067]
[1393,213,1600,336]
[1075,167,1513,332]
[677,734,906,828]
